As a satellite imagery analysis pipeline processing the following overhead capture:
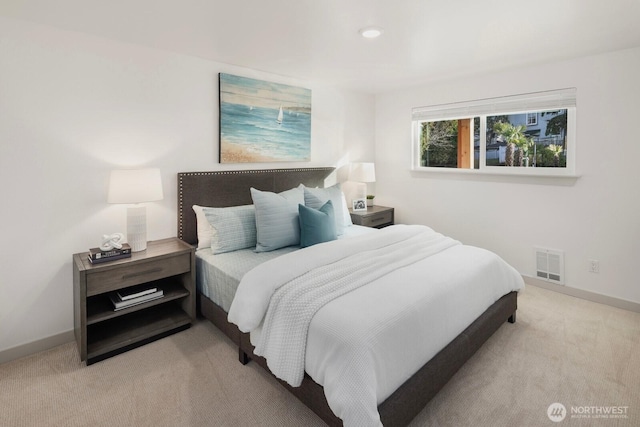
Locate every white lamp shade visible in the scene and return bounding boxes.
[108,168,164,204]
[349,162,376,183]
[107,168,163,252]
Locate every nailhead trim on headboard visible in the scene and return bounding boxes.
[177,167,335,244]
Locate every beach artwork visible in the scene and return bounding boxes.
[219,73,312,163]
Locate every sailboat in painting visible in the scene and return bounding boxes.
[276,106,283,125]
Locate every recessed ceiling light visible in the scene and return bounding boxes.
[359,27,383,39]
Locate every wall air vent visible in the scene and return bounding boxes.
[535,247,565,285]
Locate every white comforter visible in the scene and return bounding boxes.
[228,225,524,426]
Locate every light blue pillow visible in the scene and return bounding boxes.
[299,201,337,248]
[301,183,350,235]
[203,205,257,254]
[251,187,305,252]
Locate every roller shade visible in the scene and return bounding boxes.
[412,88,576,122]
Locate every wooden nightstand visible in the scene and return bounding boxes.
[73,237,195,365]
[349,205,394,228]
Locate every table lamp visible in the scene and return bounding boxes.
[349,162,376,205]
[108,168,163,252]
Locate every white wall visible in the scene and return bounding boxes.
[0,17,375,354]
[375,47,640,304]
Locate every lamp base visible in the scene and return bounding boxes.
[356,182,367,200]
[127,205,147,252]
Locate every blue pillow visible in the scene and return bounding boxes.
[301,183,351,235]
[298,200,338,248]
[251,187,305,252]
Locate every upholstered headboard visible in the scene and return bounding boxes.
[177,167,335,246]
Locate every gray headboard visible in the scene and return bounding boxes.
[177,167,335,245]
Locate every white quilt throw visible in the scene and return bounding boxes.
[255,229,459,387]
[227,225,524,426]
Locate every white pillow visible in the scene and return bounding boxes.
[340,192,353,228]
[251,187,305,252]
[192,205,214,250]
[203,205,256,254]
[301,183,352,235]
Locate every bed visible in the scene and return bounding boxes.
[177,167,522,426]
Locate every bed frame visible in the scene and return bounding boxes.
[177,168,517,427]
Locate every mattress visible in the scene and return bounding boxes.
[196,224,376,311]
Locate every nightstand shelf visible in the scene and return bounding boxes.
[86,279,190,325]
[349,205,394,228]
[86,304,191,361]
[73,238,195,365]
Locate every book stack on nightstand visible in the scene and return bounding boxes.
[108,285,164,311]
[87,243,132,264]
[349,205,394,229]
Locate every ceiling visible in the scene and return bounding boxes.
[2,0,640,93]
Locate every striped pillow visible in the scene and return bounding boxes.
[251,186,305,252]
[203,205,257,254]
[301,183,351,235]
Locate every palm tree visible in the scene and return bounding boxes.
[516,136,534,166]
[546,144,564,167]
[493,122,531,166]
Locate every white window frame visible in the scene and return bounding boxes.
[411,88,577,177]
[526,112,538,126]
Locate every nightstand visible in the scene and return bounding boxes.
[349,205,394,228]
[73,237,195,365]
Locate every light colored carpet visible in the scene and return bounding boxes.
[1,285,638,426]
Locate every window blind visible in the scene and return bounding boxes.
[411,88,576,121]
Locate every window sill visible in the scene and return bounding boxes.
[410,167,580,185]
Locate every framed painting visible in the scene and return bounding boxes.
[219,73,312,163]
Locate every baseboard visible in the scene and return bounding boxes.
[523,275,640,313]
[0,330,75,365]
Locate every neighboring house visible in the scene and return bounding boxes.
[514,111,566,147]
[477,110,567,164]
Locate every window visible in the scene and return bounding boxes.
[412,88,576,176]
[419,118,479,169]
